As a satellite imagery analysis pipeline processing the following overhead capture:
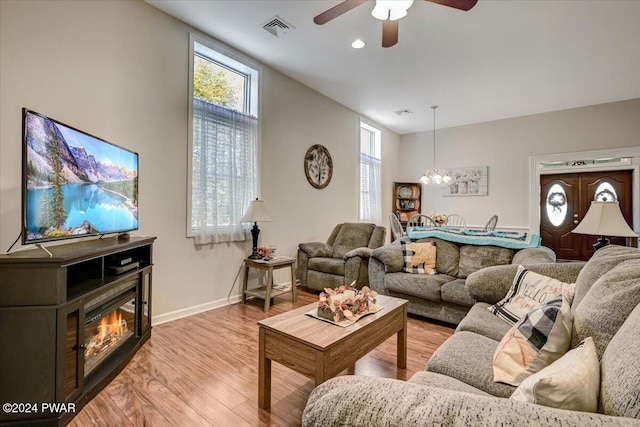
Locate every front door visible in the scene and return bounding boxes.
[540,170,633,261]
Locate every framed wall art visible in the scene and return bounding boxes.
[304,144,333,189]
[442,166,488,197]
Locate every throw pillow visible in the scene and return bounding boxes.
[510,337,599,413]
[493,294,573,386]
[487,265,576,325]
[401,241,437,275]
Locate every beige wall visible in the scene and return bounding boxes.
[2,0,636,320]
[260,70,401,249]
[401,99,640,228]
[0,0,401,320]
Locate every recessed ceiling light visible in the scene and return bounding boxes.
[351,39,365,49]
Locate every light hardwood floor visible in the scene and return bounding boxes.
[69,289,454,427]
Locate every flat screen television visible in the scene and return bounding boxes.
[22,109,139,244]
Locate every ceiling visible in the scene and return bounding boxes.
[147,0,640,135]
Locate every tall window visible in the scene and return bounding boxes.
[188,36,260,244]
[359,121,382,224]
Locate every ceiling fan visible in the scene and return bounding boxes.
[313,0,478,48]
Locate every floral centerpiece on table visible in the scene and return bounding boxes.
[317,283,379,323]
[431,212,448,226]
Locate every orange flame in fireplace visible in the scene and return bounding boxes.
[97,310,125,344]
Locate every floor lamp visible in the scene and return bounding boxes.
[241,199,272,259]
[572,201,637,250]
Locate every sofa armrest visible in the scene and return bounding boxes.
[299,242,333,258]
[368,244,404,296]
[370,243,404,273]
[344,253,371,289]
[466,262,586,304]
[302,376,636,427]
[344,247,373,260]
[296,249,310,288]
[368,257,388,296]
[512,246,556,264]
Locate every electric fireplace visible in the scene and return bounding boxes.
[84,289,137,375]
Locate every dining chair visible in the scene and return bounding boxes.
[389,213,406,241]
[483,215,498,231]
[408,214,438,228]
[445,214,467,231]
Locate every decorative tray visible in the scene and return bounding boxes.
[306,284,381,327]
[305,305,383,327]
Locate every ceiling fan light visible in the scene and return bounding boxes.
[371,0,414,21]
[351,39,365,49]
[371,3,389,20]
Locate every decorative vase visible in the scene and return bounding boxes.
[449,183,458,194]
[470,182,479,194]
[459,182,468,194]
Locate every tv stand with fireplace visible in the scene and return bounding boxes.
[0,236,156,426]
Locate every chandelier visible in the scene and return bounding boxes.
[420,105,451,185]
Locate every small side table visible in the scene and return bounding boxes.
[241,257,297,312]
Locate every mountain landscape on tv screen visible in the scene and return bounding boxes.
[25,113,138,242]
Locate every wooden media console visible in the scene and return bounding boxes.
[0,236,156,426]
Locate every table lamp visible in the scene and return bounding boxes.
[572,201,637,250]
[241,198,272,259]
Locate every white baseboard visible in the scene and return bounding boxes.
[152,294,242,326]
[151,279,298,326]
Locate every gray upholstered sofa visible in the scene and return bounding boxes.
[303,245,640,426]
[369,237,556,324]
[297,223,386,291]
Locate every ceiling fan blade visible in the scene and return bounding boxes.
[382,19,399,48]
[424,0,478,11]
[313,0,368,25]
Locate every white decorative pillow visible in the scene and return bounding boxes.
[488,265,576,325]
[510,337,600,413]
[493,294,573,386]
[401,241,436,275]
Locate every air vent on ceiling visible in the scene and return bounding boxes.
[394,109,413,116]
[262,15,295,38]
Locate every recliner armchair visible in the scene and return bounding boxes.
[297,223,386,290]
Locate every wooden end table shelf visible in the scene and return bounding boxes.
[257,294,408,409]
[241,257,297,312]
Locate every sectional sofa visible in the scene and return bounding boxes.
[368,237,556,324]
[302,245,640,426]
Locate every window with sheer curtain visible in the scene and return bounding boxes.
[359,121,382,224]
[188,36,260,244]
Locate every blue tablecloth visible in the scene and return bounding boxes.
[406,227,541,249]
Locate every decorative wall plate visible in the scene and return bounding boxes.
[399,186,412,198]
[304,144,333,189]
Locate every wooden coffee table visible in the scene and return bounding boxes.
[257,294,408,409]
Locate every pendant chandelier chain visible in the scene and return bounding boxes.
[432,105,437,168]
[419,105,451,186]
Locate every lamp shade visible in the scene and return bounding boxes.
[572,201,637,237]
[241,199,272,223]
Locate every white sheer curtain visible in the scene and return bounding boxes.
[360,152,382,224]
[191,98,257,244]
